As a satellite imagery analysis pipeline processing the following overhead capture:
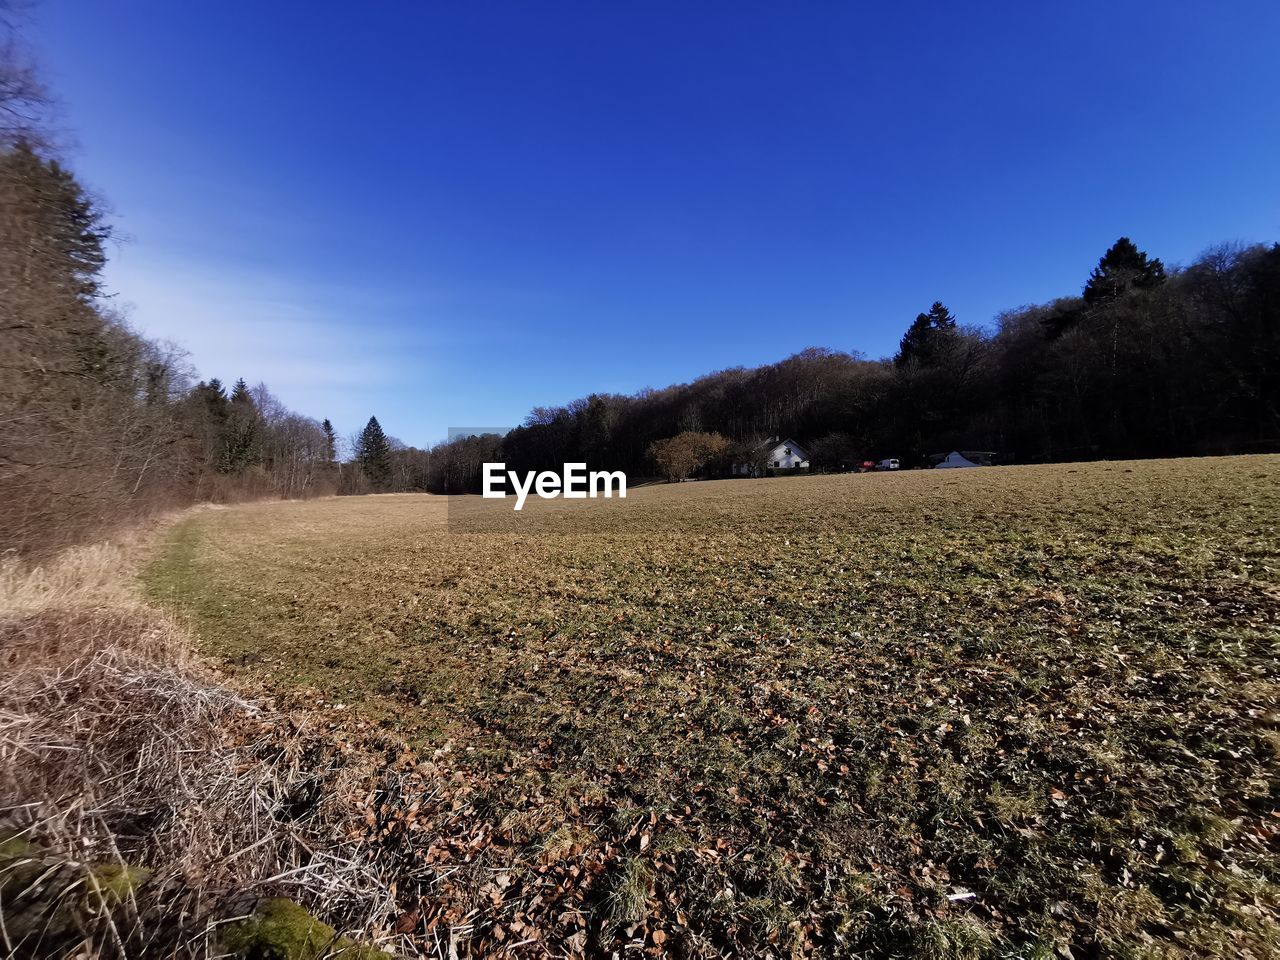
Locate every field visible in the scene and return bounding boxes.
[145,457,1280,958]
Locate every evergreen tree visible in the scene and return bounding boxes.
[895,302,957,367]
[194,379,229,418]
[923,301,956,332]
[356,416,392,491]
[321,418,337,463]
[222,377,260,473]
[577,394,614,463]
[1083,237,1166,305]
[1,142,109,302]
[0,143,121,384]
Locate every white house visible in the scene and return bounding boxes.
[935,451,979,469]
[933,450,996,468]
[735,437,810,476]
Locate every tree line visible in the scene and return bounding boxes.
[0,100,425,554]
[0,133,345,554]
[0,14,460,554]
[408,235,1277,492]
[0,16,361,555]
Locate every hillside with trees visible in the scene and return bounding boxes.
[0,22,348,555]
[414,236,1278,492]
[0,134,343,554]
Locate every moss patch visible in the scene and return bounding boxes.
[219,898,386,960]
[90,862,152,904]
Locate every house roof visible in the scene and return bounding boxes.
[760,436,808,457]
[927,450,996,465]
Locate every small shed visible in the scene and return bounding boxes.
[935,451,979,468]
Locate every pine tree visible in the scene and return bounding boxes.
[195,379,229,417]
[1083,237,1166,305]
[1,142,109,302]
[321,419,337,463]
[577,394,613,464]
[356,416,392,491]
[222,377,260,473]
[1,143,118,383]
[923,301,955,331]
[895,302,957,367]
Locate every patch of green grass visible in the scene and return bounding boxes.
[605,856,651,926]
[910,916,999,960]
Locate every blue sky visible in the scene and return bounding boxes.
[30,1,1280,448]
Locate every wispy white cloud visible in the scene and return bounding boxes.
[103,245,437,439]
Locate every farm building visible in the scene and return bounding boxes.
[735,437,810,476]
[931,450,997,468]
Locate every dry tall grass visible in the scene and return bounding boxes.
[0,533,412,958]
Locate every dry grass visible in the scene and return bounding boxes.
[147,456,1280,957]
[0,521,426,958]
[0,503,234,615]
[1,543,146,615]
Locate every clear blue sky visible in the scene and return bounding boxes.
[30,1,1280,448]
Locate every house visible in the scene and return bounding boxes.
[935,451,978,469]
[931,450,997,469]
[734,437,810,476]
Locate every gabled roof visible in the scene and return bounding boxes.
[927,449,997,466]
[936,451,978,468]
[763,437,808,457]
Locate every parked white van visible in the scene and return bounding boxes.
[875,458,900,471]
